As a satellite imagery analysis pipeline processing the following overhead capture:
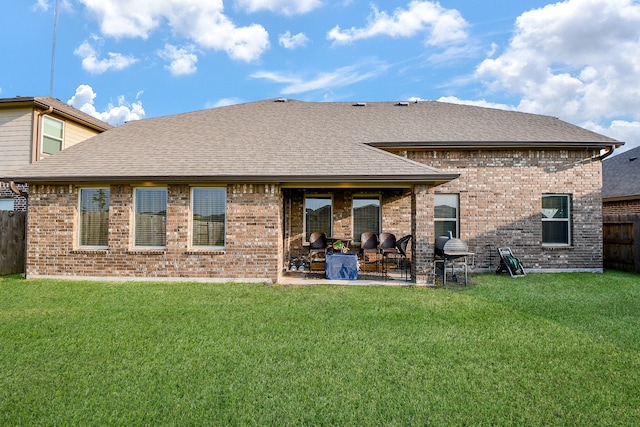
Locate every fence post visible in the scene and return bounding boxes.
[635,216,640,274]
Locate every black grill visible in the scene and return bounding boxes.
[435,233,472,258]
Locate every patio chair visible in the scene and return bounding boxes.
[379,232,399,278]
[360,231,380,273]
[395,234,413,280]
[308,232,329,271]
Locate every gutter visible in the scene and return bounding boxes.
[598,145,617,160]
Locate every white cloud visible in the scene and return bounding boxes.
[583,120,640,155]
[68,84,145,126]
[33,0,49,12]
[236,0,321,15]
[476,0,640,123]
[78,0,270,62]
[327,1,468,46]
[251,61,388,95]
[158,44,198,76]
[74,40,137,74]
[206,98,244,109]
[279,31,309,50]
[436,96,516,111]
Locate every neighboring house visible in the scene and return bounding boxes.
[602,146,640,215]
[2,99,621,283]
[0,96,112,211]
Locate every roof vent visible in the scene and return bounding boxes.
[630,156,638,162]
[396,102,409,106]
[274,98,287,103]
[353,102,366,107]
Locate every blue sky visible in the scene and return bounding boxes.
[1,0,639,154]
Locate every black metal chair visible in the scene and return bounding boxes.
[395,234,413,280]
[379,232,399,278]
[360,231,380,273]
[308,232,329,272]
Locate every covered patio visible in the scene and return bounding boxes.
[279,184,450,285]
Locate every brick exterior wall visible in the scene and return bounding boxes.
[407,148,605,272]
[26,183,283,282]
[0,182,28,211]
[603,199,640,215]
[23,148,606,282]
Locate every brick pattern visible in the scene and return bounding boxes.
[24,149,606,281]
[26,183,283,281]
[0,182,28,211]
[603,200,640,215]
[408,149,604,272]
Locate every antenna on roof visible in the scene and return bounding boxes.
[49,0,59,97]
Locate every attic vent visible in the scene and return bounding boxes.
[396,102,409,106]
[630,156,638,162]
[353,102,366,107]
[274,98,287,103]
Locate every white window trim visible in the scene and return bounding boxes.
[41,116,64,155]
[303,194,333,242]
[133,187,167,249]
[77,187,110,249]
[434,193,459,238]
[541,194,571,247]
[190,186,226,250]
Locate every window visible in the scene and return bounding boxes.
[0,199,15,211]
[304,196,332,241]
[542,194,571,245]
[134,188,167,247]
[42,116,64,155]
[191,187,226,248]
[353,196,380,242]
[79,188,110,247]
[434,194,459,238]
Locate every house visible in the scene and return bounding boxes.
[2,99,621,283]
[602,146,640,215]
[0,96,112,211]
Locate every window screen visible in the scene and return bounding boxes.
[134,188,167,247]
[192,188,226,247]
[79,188,110,247]
[305,196,332,241]
[42,116,64,154]
[434,194,459,238]
[542,194,571,245]
[353,196,380,243]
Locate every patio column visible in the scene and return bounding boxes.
[412,184,435,284]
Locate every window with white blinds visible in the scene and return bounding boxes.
[134,188,167,247]
[191,187,226,248]
[79,188,110,247]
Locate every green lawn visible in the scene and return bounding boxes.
[1,272,639,426]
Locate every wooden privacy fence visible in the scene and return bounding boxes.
[0,211,26,275]
[603,214,640,273]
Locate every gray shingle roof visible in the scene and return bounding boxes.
[603,146,640,200]
[0,96,112,131]
[4,99,620,184]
